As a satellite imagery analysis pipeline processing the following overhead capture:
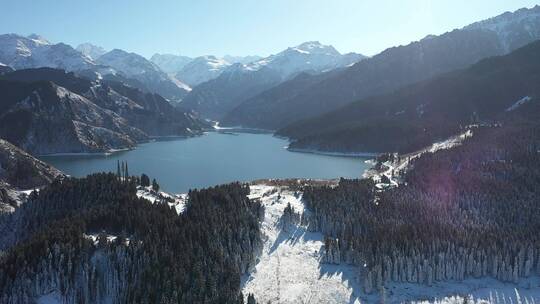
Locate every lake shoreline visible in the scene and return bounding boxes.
[287,147,379,158]
[39,132,370,194]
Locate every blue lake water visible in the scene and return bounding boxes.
[39,132,370,193]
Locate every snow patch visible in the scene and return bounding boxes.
[136,186,187,214]
[506,96,532,111]
[83,233,131,246]
[428,129,473,153]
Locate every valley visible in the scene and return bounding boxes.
[1,3,540,304]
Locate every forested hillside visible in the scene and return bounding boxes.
[0,173,263,303]
[301,121,540,294]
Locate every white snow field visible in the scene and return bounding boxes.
[244,184,540,304]
[243,184,362,304]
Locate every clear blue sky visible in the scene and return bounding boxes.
[1,0,538,58]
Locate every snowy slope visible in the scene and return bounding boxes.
[97,49,190,100]
[175,55,231,86]
[465,5,540,52]
[223,55,262,64]
[244,184,362,304]
[0,34,95,71]
[245,184,540,304]
[150,53,193,74]
[76,42,107,60]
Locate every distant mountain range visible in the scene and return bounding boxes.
[223,5,540,130]
[181,41,367,120]
[150,53,263,86]
[0,34,192,102]
[96,49,191,100]
[279,39,540,153]
[0,68,209,154]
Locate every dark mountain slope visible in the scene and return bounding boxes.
[180,65,282,120]
[0,68,209,153]
[279,40,540,153]
[0,79,146,154]
[221,69,345,128]
[227,6,540,130]
[0,64,13,75]
[0,138,62,212]
[0,138,61,189]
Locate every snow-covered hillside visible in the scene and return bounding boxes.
[244,183,540,304]
[465,5,540,52]
[243,184,361,304]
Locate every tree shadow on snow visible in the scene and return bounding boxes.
[318,257,365,304]
[269,220,306,254]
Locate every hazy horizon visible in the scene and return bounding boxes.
[1,0,539,59]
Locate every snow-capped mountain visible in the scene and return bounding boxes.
[150,53,192,74]
[465,5,540,52]
[181,42,366,119]
[175,55,231,86]
[241,41,366,79]
[76,42,107,60]
[97,49,190,100]
[222,5,540,131]
[152,54,263,84]
[0,34,95,71]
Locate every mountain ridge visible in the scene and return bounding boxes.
[181,41,366,120]
[278,39,540,153]
[0,68,209,154]
[223,5,540,130]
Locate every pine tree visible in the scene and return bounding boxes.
[247,294,257,304]
[152,179,160,192]
[141,174,150,187]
